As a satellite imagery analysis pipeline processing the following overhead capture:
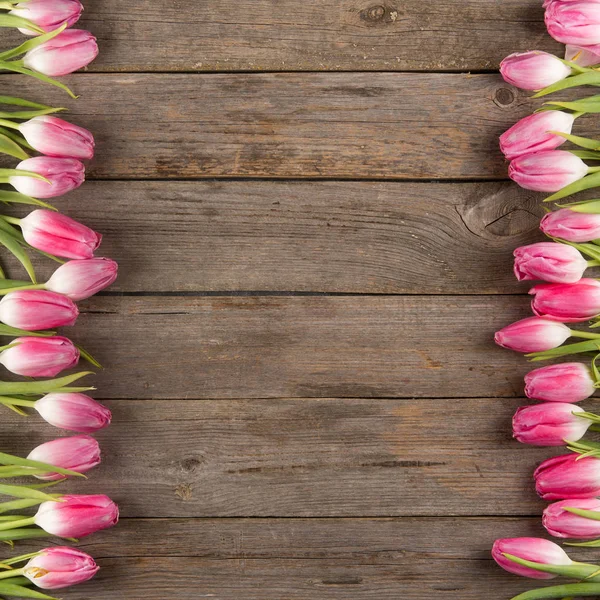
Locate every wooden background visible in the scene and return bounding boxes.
[1,1,593,598]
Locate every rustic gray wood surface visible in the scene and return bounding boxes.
[0,1,587,598]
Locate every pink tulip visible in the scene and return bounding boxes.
[9,157,84,199]
[45,258,118,300]
[546,1,600,46]
[500,51,572,90]
[514,242,588,283]
[500,112,575,161]
[35,393,111,433]
[20,210,101,260]
[494,317,571,353]
[19,116,94,160]
[10,0,83,36]
[525,362,596,402]
[0,290,78,330]
[530,278,600,322]
[34,494,119,538]
[509,151,588,192]
[23,546,98,590]
[544,498,600,539]
[23,30,98,77]
[27,435,100,480]
[535,453,600,499]
[513,403,590,446]
[541,208,600,242]
[492,537,572,579]
[565,43,600,66]
[0,336,79,377]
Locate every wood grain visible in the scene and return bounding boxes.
[6,180,543,294]
[5,73,580,180]
[2,1,560,72]
[0,397,560,516]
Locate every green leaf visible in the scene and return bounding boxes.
[0,191,55,211]
[542,94,600,113]
[533,71,600,97]
[0,108,64,120]
[0,371,93,396]
[0,97,54,111]
[0,467,49,478]
[0,451,83,478]
[0,22,66,61]
[0,229,36,283]
[76,344,102,369]
[0,484,57,502]
[510,583,600,599]
[552,132,600,150]
[0,63,76,99]
[545,171,600,202]
[0,134,27,161]
[566,538,600,547]
[564,506,600,521]
[0,583,58,599]
[564,199,600,213]
[0,128,34,153]
[0,14,44,35]
[527,339,600,361]
[0,169,47,183]
[0,499,42,515]
[570,149,600,160]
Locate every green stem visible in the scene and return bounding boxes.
[0,283,45,296]
[511,583,600,599]
[588,260,600,267]
[0,568,23,581]
[570,330,600,340]
[1,217,20,226]
[589,166,600,173]
[0,397,35,408]
[0,119,19,131]
[0,517,35,533]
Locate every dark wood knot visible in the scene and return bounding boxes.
[494,87,516,107]
[359,4,399,25]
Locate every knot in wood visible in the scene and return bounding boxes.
[360,4,399,25]
[494,87,515,107]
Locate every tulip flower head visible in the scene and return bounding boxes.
[535,453,600,499]
[23,546,98,590]
[19,209,102,260]
[500,51,572,90]
[541,208,600,242]
[494,317,571,353]
[566,42,600,67]
[35,393,111,433]
[508,151,588,192]
[530,278,600,322]
[45,258,118,300]
[9,0,83,36]
[500,112,575,161]
[514,242,588,283]
[492,537,573,579]
[19,116,95,160]
[543,498,600,539]
[0,336,79,377]
[27,435,100,480]
[9,157,85,199]
[546,1,600,46]
[0,290,78,331]
[525,362,596,402]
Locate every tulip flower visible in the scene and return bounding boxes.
[514,242,589,283]
[9,157,84,199]
[22,546,98,589]
[508,151,589,192]
[530,278,600,322]
[566,43,600,67]
[16,209,101,260]
[0,290,78,330]
[9,0,83,36]
[45,257,118,300]
[500,112,575,160]
[494,317,572,353]
[525,362,597,402]
[544,498,600,539]
[546,1,600,46]
[34,393,111,433]
[541,208,600,242]
[500,51,572,90]
[23,29,98,77]
[19,116,94,160]
[513,403,591,446]
[535,453,600,499]
[492,537,573,579]
[0,336,79,377]
[27,435,100,480]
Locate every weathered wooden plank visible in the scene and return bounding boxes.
[7,180,541,294]
[0,398,560,516]
[3,1,561,72]
[69,295,533,399]
[5,73,575,179]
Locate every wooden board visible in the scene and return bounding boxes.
[7,73,594,180]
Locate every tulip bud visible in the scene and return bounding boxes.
[509,151,588,192]
[546,1,600,46]
[0,290,78,331]
[9,157,84,199]
[541,208,600,242]
[566,43,600,66]
[19,116,94,160]
[500,112,575,161]
[535,453,600,499]
[543,498,600,539]
[35,393,111,433]
[23,30,98,77]
[492,537,573,579]
[494,317,571,353]
[500,51,572,90]
[514,242,588,283]
[9,0,83,36]
[513,403,591,446]
[19,210,101,260]
[34,494,118,538]
[27,435,100,480]
[530,278,600,322]
[0,336,79,377]
[23,546,98,590]
[525,362,596,402]
[45,258,118,300]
